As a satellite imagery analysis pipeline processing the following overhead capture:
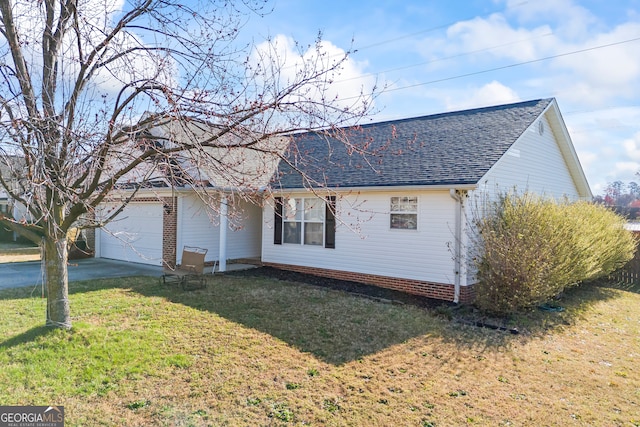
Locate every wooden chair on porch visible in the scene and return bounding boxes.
[161,246,208,290]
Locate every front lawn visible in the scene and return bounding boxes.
[0,274,638,426]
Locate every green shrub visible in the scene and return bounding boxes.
[473,193,635,316]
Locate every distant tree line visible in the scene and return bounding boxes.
[593,180,640,220]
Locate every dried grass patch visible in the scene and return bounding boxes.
[0,275,638,426]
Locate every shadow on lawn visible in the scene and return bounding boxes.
[2,272,636,364]
[0,325,53,349]
[1,274,483,365]
[130,271,636,365]
[2,275,455,365]
[599,278,640,295]
[132,274,448,365]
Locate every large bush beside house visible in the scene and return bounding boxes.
[473,193,636,316]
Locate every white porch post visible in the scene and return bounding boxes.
[218,194,228,272]
[94,227,101,258]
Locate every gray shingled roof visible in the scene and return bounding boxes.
[275,98,553,189]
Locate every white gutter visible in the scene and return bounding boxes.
[449,188,467,304]
[172,185,270,194]
[276,183,478,193]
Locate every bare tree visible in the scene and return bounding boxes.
[0,0,375,328]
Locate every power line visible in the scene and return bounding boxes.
[267,2,640,127]
[378,35,640,95]
[564,105,640,115]
[351,1,531,53]
[337,32,554,83]
[280,0,532,70]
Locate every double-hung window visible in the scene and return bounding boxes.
[274,196,336,248]
[390,196,418,230]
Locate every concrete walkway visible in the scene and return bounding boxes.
[0,258,258,290]
[0,258,162,290]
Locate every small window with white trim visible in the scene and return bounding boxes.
[390,196,418,230]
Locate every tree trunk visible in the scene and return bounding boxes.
[43,236,71,329]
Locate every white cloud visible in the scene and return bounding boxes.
[575,149,597,176]
[443,81,520,111]
[7,0,176,97]
[251,34,377,113]
[503,0,598,39]
[552,23,640,105]
[92,31,178,93]
[445,14,552,62]
[423,1,640,108]
[569,119,640,193]
[623,131,640,162]
[614,160,640,175]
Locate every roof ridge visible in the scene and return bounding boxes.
[350,98,554,130]
[278,97,556,189]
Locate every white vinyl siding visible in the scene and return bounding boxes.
[177,194,261,264]
[464,112,584,285]
[226,201,262,259]
[479,114,581,200]
[263,191,458,285]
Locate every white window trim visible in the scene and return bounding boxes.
[283,197,325,246]
[390,196,418,230]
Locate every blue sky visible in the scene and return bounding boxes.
[239,0,640,195]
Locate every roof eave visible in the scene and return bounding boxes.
[270,183,479,193]
[543,99,593,199]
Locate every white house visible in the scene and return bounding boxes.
[0,156,26,240]
[94,98,592,303]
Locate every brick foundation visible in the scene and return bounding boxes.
[459,283,475,304]
[162,197,178,268]
[264,262,476,304]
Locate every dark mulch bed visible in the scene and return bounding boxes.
[228,267,526,334]
[227,266,450,310]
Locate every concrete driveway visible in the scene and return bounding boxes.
[0,258,162,290]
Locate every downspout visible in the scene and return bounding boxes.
[218,194,228,273]
[449,189,466,304]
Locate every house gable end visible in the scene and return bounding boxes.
[476,99,592,200]
[543,101,592,199]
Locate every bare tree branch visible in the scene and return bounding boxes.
[0,0,376,328]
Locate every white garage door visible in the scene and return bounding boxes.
[99,202,163,265]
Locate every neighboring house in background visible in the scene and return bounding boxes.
[0,187,9,216]
[0,156,26,240]
[93,98,592,303]
[0,156,22,214]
